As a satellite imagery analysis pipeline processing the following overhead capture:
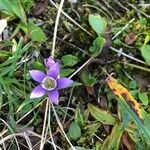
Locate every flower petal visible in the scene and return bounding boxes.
[48,90,59,105]
[30,85,46,99]
[57,78,74,89]
[47,62,60,79]
[44,56,55,68]
[29,70,46,82]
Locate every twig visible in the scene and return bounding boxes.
[138,4,150,7]
[62,88,74,124]
[50,101,76,150]
[0,118,20,150]
[49,0,93,37]
[51,0,65,58]
[128,3,150,18]
[114,0,129,11]
[48,104,57,150]
[40,99,49,150]
[125,62,150,72]
[110,47,147,65]
[112,18,135,40]
[28,131,62,150]
[69,57,93,79]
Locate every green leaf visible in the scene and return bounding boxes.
[62,55,79,67]
[119,103,131,129]
[88,103,116,125]
[89,14,107,35]
[102,123,123,150]
[68,122,81,140]
[33,61,45,71]
[140,45,150,65]
[8,115,17,132]
[84,122,101,135]
[129,80,137,89]
[28,23,47,42]
[0,84,3,110]
[89,36,106,57]
[81,70,97,86]
[144,35,150,45]
[12,1,27,23]
[0,50,12,57]
[0,0,14,16]
[75,108,84,126]
[139,18,147,26]
[139,92,149,106]
[118,97,150,142]
[0,0,27,23]
[60,69,75,77]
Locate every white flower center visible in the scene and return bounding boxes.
[42,76,57,91]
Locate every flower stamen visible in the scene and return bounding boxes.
[42,76,57,91]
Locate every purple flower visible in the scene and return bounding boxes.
[44,56,55,68]
[29,62,74,105]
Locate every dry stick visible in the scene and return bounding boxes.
[48,104,57,150]
[50,100,76,150]
[16,102,41,123]
[110,47,147,65]
[92,133,103,142]
[102,0,121,17]
[69,57,93,79]
[128,3,150,18]
[97,1,114,20]
[114,0,129,11]
[0,131,62,150]
[40,99,49,150]
[0,133,24,145]
[112,18,135,40]
[42,102,52,149]
[125,63,150,73]
[43,116,49,148]
[0,118,20,150]
[83,4,111,20]
[23,132,33,150]
[51,0,65,58]
[49,0,93,37]
[0,135,6,150]
[28,131,62,150]
[138,4,150,7]
[62,88,74,124]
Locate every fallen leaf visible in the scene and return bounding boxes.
[106,76,143,119]
[122,134,134,150]
[85,86,96,97]
[33,0,48,16]
[106,76,150,141]
[125,32,137,45]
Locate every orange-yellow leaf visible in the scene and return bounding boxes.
[106,77,143,119]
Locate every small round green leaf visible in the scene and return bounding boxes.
[89,36,106,57]
[140,45,150,65]
[69,121,81,140]
[89,14,107,35]
[139,92,149,106]
[62,55,79,66]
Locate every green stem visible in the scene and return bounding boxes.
[125,62,150,72]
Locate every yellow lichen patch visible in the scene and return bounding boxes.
[106,76,143,119]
